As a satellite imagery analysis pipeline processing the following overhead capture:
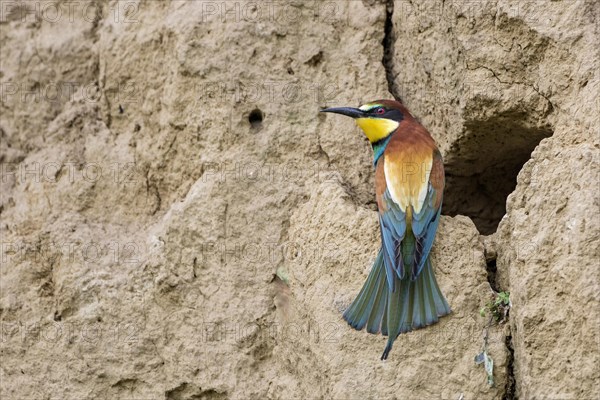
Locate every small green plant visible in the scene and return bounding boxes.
[479,291,510,323]
[475,291,511,386]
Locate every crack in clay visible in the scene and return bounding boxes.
[503,334,516,400]
[382,0,402,102]
[88,2,111,130]
[466,64,555,111]
[98,55,112,129]
[315,129,331,166]
[482,237,514,398]
[145,169,162,215]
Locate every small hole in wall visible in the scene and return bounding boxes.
[249,108,264,129]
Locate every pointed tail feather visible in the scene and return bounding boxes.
[342,250,450,360]
[343,252,388,332]
[381,257,450,359]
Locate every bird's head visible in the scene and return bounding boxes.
[320,99,407,144]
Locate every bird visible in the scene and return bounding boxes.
[320,99,451,360]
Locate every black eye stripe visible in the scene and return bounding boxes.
[385,109,404,122]
[363,106,403,122]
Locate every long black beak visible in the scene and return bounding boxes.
[320,107,365,119]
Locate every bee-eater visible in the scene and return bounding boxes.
[321,100,451,360]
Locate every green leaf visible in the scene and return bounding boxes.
[497,291,510,305]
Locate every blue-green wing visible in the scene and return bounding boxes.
[410,153,444,279]
[379,189,407,290]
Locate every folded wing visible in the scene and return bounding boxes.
[377,150,444,286]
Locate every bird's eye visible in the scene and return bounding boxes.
[375,107,385,115]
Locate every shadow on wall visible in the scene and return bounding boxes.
[442,113,553,235]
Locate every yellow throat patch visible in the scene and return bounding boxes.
[355,117,399,143]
